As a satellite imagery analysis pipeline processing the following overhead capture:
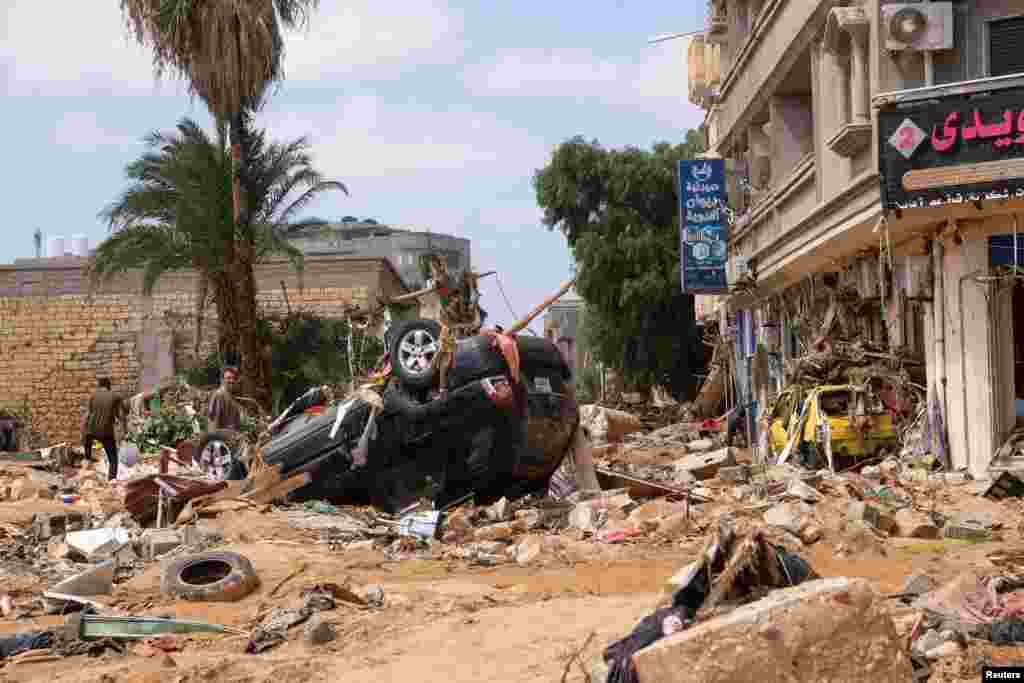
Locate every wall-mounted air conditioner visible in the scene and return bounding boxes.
[882,2,954,51]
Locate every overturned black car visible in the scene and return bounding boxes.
[259,319,579,512]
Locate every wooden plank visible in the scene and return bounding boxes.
[243,471,313,505]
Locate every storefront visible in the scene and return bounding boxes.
[877,75,1024,477]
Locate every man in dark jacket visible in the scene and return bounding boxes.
[83,378,127,481]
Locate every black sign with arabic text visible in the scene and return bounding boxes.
[878,84,1024,210]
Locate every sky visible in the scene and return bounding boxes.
[0,1,705,327]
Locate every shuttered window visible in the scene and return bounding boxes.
[990,16,1024,77]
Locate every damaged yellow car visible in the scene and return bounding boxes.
[768,382,899,470]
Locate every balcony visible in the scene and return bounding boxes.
[826,122,872,158]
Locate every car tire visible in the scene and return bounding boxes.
[161,551,260,602]
[390,319,443,391]
[196,430,239,475]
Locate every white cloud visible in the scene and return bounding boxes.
[52,112,138,149]
[1,2,463,97]
[260,95,548,182]
[461,42,698,123]
[282,1,465,82]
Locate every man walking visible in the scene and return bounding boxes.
[83,378,127,481]
[207,366,243,432]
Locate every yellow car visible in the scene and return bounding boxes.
[769,383,898,470]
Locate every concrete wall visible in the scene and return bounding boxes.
[0,256,406,447]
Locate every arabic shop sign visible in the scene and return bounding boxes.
[878,85,1024,210]
[679,159,729,294]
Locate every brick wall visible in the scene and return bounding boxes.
[0,256,407,447]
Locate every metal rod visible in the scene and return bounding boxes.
[648,29,707,44]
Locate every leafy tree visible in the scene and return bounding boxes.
[119,0,322,405]
[90,116,346,394]
[534,130,707,397]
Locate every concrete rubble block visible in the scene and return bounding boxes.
[569,504,602,533]
[513,509,543,530]
[686,438,715,453]
[676,448,736,481]
[893,510,941,540]
[632,577,913,683]
[799,524,824,545]
[657,512,691,538]
[32,512,86,541]
[786,479,821,503]
[580,405,643,443]
[628,500,686,526]
[861,465,882,481]
[902,572,935,597]
[847,501,882,529]
[303,615,336,644]
[763,502,806,535]
[718,465,750,484]
[47,537,72,560]
[50,560,116,597]
[486,497,511,522]
[65,527,132,561]
[28,469,65,488]
[141,528,184,560]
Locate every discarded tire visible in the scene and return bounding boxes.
[161,551,259,602]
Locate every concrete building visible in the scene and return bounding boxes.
[686,0,1024,477]
[544,295,587,375]
[286,218,471,289]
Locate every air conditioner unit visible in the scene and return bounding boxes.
[882,3,954,51]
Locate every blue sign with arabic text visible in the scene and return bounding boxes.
[679,159,728,294]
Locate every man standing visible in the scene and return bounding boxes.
[207,366,243,432]
[83,378,127,481]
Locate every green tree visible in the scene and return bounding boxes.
[90,116,346,390]
[119,0,322,405]
[534,130,708,395]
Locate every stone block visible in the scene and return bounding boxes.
[66,527,131,561]
[142,528,183,560]
[632,577,912,682]
[676,448,736,481]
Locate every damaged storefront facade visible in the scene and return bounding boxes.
[687,0,1024,477]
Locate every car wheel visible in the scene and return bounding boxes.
[390,319,442,390]
[160,551,260,602]
[196,431,239,478]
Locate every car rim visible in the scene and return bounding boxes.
[398,328,438,376]
[200,440,232,474]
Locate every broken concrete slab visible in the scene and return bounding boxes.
[687,439,715,453]
[49,560,115,597]
[676,448,736,481]
[65,528,132,560]
[141,529,183,560]
[763,502,806,535]
[632,577,912,682]
[718,465,750,484]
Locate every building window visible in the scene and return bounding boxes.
[989,16,1024,77]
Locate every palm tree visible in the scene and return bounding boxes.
[119,0,321,403]
[90,116,346,392]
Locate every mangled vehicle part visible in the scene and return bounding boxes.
[258,330,578,512]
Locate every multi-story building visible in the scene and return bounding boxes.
[286,218,471,289]
[687,0,1024,477]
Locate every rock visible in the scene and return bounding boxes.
[764,503,805,535]
[879,459,900,480]
[718,465,750,483]
[893,510,940,539]
[47,537,72,560]
[799,524,824,545]
[632,577,912,682]
[569,504,601,532]
[629,501,685,525]
[486,497,511,522]
[515,536,543,565]
[861,465,881,481]
[141,529,183,560]
[676,448,735,481]
[902,572,935,597]
[66,528,132,561]
[687,439,715,453]
[473,523,516,542]
[786,479,821,503]
[303,615,336,644]
[847,501,881,529]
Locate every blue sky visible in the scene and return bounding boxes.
[0,1,705,327]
